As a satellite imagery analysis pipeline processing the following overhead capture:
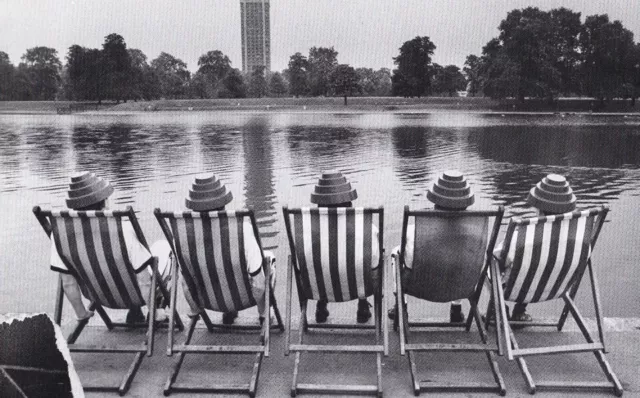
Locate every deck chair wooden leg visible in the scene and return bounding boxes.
[94,303,114,330]
[248,352,264,398]
[147,258,158,357]
[117,352,144,396]
[291,299,306,397]
[67,316,91,344]
[285,256,294,356]
[54,276,64,326]
[472,304,507,395]
[164,315,199,396]
[157,267,184,332]
[200,310,215,332]
[563,295,623,396]
[508,330,536,394]
[271,290,284,331]
[587,261,607,352]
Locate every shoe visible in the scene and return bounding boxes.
[356,299,372,323]
[259,316,265,326]
[76,310,94,322]
[482,305,509,326]
[222,311,238,325]
[126,307,145,325]
[315,300,329,323]
[449,304,465,323]
[510,307,532,329]
[387,304,398,321]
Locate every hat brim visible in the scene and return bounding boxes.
[427,190,474,209]
[310,189,357,205]
[66,184,113,209]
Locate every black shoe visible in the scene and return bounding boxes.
[315,300,329,323]
[483,305,509,326]
[126,307,145,325]
[222,311,238,325]
[450,304,465,323]
[357,299,372,323]
[510,306,533,330]
[387,304,398,320]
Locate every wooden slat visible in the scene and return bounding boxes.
[297,383,378,395]
[306,323,375,330]
[289,344,384,353]
[409,321,468,328]
[536,381,617,390]
[173,344,265,353]
[418,381,503,393]
[405,343,497,352]
[513,343,603,357]
[69,344,147,353]
[171,382,249,393]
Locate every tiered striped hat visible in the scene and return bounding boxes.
[527,174,576,214]
[310,171,358,205]
[427,170,475,210]
[185,174,233,211]
[66,172,114,210]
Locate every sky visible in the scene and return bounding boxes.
[2,0,639,73]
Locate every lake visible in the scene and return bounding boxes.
[1,112,639,318]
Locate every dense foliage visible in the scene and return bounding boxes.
[1,8,639,104]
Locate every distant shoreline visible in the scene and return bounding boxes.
[1,97,638,115]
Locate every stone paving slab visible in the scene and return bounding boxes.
[62,317,640,397]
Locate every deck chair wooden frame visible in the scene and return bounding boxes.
[396,206,506,396]
[33,205,183,396]
[282,206,388,397]
[492,205,623,396]
[155,208,284,397]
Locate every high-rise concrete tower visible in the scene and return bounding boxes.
[240,0,271,73]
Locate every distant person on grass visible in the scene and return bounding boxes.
[48,172,172,324]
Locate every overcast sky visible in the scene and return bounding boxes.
[2,0,639,73]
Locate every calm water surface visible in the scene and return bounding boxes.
[1,112,639,317]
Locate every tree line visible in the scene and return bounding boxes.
[1,7,639,104]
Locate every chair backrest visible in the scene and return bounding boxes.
[283,207,383,302]
[400,207,504,302]
[33,207,146,310]
[154,209,261,313]
[497,206,608,304]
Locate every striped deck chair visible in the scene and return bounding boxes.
[32,206,181,395]
[282,207,388,397]
[154,208,283,397]
[492,205,623,396]
[395,206,506,396]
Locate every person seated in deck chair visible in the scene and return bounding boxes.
[310,171,380,324]
[48,172,172,323]
[492,173,577,325]
[388,170,476,323]
[180,174,276,325]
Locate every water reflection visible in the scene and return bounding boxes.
[242,117,278,248]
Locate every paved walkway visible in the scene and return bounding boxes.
[63,315,640,397]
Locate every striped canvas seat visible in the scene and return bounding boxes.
[498,208,598,304]
[491,206,623,396]
[162,210,259,313]
[48,210,146,309]
[284,207,380,303]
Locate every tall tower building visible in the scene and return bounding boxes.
[240,0,271,73]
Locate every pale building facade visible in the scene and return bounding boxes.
[240,0,271,73]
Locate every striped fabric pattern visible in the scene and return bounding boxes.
[164,211,257,313]
[501,209,597,303]
[286,207,378,302]
[49,210,145,309]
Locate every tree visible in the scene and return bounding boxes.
[549,8,582,95]
[65,45,103,101]
[219,68,246,98]
[101,33,132,102]
[20,46,62,100]
[127,48,148,101]
[308,46,338,96]
[151,52,190,99]
[0,52,15,100]
[431,64,467,96]
[197,50,231,97]
[373,68,392,96]
[330,64,360,105]
[248,66,268,97]
[392,36,436,97]
[579,14,636,105]
[463,55,482,96]
[269,72,287,97]
[286,52,309,97]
